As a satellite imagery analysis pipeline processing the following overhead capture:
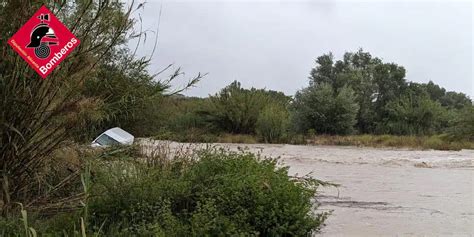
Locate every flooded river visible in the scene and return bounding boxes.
[143,140,474,236]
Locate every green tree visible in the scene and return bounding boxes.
[448,105,474,140]
[291,83,359,135]
[308,49,407,134]
[379,87,445,135]
[207,81,290,134]
[419,81,471,110]
[337,50,379,133]
[423,80,446,102]
[373,63,407,121]
[309,53,335,87]
[440,91,472,110]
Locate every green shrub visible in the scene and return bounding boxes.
[378,92,446,135]
[159,97,212,132]
[88,148,327,236]
[207,81,290,134]
[291,83,359,135]
[186,150,327,236]
[448,105,474,141]
[0,217,23,236]
[256,104,290,143]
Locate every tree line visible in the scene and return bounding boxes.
[129,50,473,143]
[293,50,472,136]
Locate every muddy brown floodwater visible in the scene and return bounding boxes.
[141,140,474,236]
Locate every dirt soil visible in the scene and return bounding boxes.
[142,140,474,236]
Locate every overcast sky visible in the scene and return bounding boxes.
[132,0,473,98]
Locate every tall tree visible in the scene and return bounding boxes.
[291,83,359,135]
[307,49,409,133]
[379,85,445,135]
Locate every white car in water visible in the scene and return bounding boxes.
[91,127,134,147]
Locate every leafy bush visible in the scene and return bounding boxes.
[256,104,290,143]
[448,105,474,141]
[88,148,327,236]
[378,90,446,135]
[291,83,359,135]
[206,81,269,134]
[0,217,22,236]
[207,81,290,134]
[160,97,212,132]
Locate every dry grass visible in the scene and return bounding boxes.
[153,132,473,151]
[307,134,474,150]
[216,133,258,144]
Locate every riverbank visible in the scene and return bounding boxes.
[154,132,474,151]
[304,134,474,151]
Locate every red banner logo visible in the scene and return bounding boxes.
[8,6,80,79]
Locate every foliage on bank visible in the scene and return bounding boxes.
[1,145,328,236]
[150,50,473,147]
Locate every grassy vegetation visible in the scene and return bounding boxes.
[0,144,329,236]
[153,128,474,151]
[306,134,474,150]
[148,81,473,151]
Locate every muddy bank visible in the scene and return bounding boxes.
[141,140,474,236]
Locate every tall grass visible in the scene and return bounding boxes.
[0,0,138,216]
[155,131,474,150]
[307,134,474,150]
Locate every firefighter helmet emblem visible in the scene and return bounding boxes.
[26,13,58,59]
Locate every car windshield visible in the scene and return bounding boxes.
[95,134,120,146]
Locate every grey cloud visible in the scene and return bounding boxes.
[132,0,473,98]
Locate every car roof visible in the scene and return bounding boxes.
[103,127,134,143]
